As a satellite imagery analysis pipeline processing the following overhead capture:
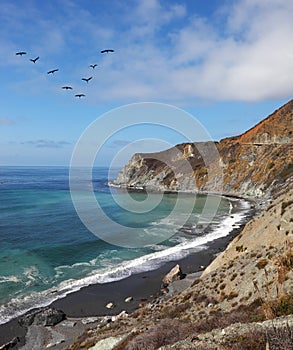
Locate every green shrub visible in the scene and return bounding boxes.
[273,295,293,317]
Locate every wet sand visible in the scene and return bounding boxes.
[0,193,257,349]
[0,220,250,349]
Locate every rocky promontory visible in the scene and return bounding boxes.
[112,100,293,199]
[74,100,291,349]
[69,187,292,349]
[4,102,291,349]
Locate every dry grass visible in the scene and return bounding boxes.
[124,319,191,350]
[265,322,293,350]
[219,329,266,350]
[218,323,292,350]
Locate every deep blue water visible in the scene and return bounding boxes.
[0,166,250,324]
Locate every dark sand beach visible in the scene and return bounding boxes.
[0,214,253,349]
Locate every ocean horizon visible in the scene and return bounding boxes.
[0,166,250,325]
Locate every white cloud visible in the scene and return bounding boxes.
[101,0,293,102]
[132,0,186,26]
[21,140,71,148]
[193,0,293,100]
[2,0,292,103]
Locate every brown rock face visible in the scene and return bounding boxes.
[162,264,184,286]
[113,100,293,198]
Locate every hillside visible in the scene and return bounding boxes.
[70,186,293,350]
[113,100,293,198]
[67,101,292,349]
[11,102,291,350]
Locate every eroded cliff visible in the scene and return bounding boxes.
[113,100,293,198]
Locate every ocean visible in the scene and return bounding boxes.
[0,166,250,324]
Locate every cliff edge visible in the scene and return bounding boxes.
[60,102,293,349]
[113,100,293,198]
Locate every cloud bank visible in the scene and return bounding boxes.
[107,0,293,102]
[21,140,71,149]
[2,0,293,103]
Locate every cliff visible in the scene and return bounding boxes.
[113,100,293,198]
[76,100,291,348]
[73,187,293,349]
[27,101,292,350]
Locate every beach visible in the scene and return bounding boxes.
[0,166,258,349]
[0,215,252,349]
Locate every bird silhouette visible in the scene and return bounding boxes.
[101,49,114,53]
[30,56,39,63]
[16,51,27,56]
[82,77,92,83]
[75,94,85,98]
[62,86,73,90]
[90,64,98,69]
[47,69,59,74]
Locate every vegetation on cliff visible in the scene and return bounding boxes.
[71,101,292,349]
[114,99,293,199]
[70,189,292,349]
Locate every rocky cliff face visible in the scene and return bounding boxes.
[113,100,293,198]
[67,101,293,350]
[73,188,293,349]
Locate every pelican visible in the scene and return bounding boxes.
[16,51,27,56]
[75,94,85,98]
[62,86,73,90]
[47,69,59,74]
[90,64,98,69]
[82,77,92,83]
[101,49,114,53]
[30,56,39,63]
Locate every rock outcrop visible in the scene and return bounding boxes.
[18,307,66,327]
[0,337,19,350]
[74,188,292,349]
[112,100,293,198]
[162,264,185,287]
[69,101,293,349]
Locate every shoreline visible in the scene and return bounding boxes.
[108,182,264,202]
[0,234,243,348]
[0,199,256,348]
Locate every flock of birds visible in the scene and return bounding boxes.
[15,49,115,98]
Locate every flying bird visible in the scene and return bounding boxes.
[82,77,92,83]
[75,94,85,98]
[90,64,98,69]
[62,86,73,90]
[30,56,39,63]
[47,69,59,74]
[16,51,27,56]
[101,49,114,53]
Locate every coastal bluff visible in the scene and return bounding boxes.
[65,187,293,349]
[4,102,291,349]
[74,101,292,349]
[112,99,293,199]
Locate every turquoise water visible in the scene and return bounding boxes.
[0,166,249,324]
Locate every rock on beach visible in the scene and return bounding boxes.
[162,264,185,287]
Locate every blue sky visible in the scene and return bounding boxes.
[0,0,292,166]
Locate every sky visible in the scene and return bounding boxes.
[0,0,292,166]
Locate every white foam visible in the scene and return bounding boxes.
[0,276,21,284]
[22,266,41,286]
[0,197,251,325]
[229,201,233,214]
